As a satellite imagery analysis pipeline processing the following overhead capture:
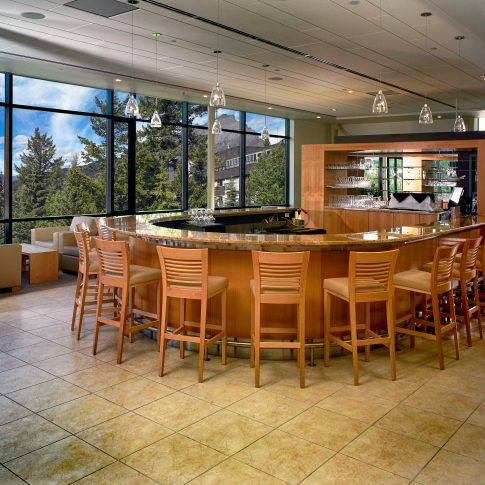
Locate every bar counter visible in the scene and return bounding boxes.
[102,211,485,340]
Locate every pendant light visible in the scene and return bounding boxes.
[418,12,433,124]
[372,0,388,114]
[125,0,139,118]
[261,64,270,142]
[210,0,226,107]
[150,32,162,128]
[453,36,466,132]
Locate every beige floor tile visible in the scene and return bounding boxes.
[30,322,76,339]
[144,366,217,390]
[0,352,25,372]
[6,436,114,485]
[317,386,397,423]
[96,377,174,410]
[227,390,310,427]
[467,401,485,428]
[123,433,225,484]
[444,423,485,462]
[77,412,172,459]
[0,414,69,462]
[110,350,159,375]
[0,309,39,324]
[40,394,126,433]
[63,363,135,391]
[427,371,485,400]
[77,462,158,484]
[0,396,31,425]
[180,409,272,455]
[35,351,98,376]
[6,340,72,363]
[301,453,409,485]
[7,378,89,412]
[52,334,98,351]
[376,403,461,447]
[264,379,344,405]
[342,426,438,479]
[0,323,18,337]
[182,376,258,407]
[353,375,423,402]
[403,382,482,421]
[0,464,25,484]
[0,332,46,352]
[7,315,62,331]
[0,365,54,394]
[281,406,368,451]
[190,458,286,485]
[415,449,485,484]
[136,392,220,431]
[234,429,334,485]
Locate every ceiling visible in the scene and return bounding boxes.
[1,0,485,120]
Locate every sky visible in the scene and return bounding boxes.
[0,75,287,176]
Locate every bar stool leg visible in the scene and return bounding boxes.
[159,293,169,376]
[323,289,331,367]
[364,302,371,362]
[387,299,397,381]
[198,299,207,383]
[349,302,360,386]
[156,282,161,349]
[432,294,445,370]
[93,282,104,356]
[298,302,305,388]
[77,273,90,340]
[71,271,82,331]
[450,289,460,361]
[221,289,227,365]
[410,292,416,348]
[254,301,261,388]
[473,277,483,340]
[180,298,185,359]
[250,293,255,368]
[129,287,135,344]
[116,292,128,365]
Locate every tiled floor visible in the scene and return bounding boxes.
[2,275,485,484]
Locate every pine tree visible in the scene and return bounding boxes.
[246,143,286,205]
[225,179,239,206]
[14,127,64,218]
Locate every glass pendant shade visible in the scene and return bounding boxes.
[372,90,388,114]
[453,114,467,132]
[210,82,226,107]
[125,95,139,117]
[150,110,162,128]
[212,119,222,135]
[261,125,270,142]
[419,103,433,124]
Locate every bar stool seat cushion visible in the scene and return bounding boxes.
[323,276,386,299]
[249,279,299,294]
[394,269,432,292]
[168,275,228,294]
[421,261,474,280]
[129,265,162,285]
[87,261,99,272]
[454,252,482,270]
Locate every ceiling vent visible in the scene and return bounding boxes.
[365,89,401,96]
[64,0,138,18]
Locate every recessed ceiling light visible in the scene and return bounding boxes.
[331,108,338,112]
[267,107,273,110]
[349,0,360,4]
[114,78,122,82]
[268,76,283,81]
[316,116,321,119]
[203,94,208,98]
[437,115,442,119]
[21,11,46,19]
[152,32,161,38]
[480,75,485,80]
[346,89,354,94]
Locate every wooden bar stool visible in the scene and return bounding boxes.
[71,229,100,340]
[250,250,310,388]
[323,249,399,386]
[156,246,228,383]
[95,218,116,241]
[93,239,161,364]
[394,244,460,370]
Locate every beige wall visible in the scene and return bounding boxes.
[291,119,332,206]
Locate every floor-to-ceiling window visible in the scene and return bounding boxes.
[0,73,290,243]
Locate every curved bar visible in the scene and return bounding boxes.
[102,212,485,340]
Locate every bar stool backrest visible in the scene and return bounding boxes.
[459,237,482,278]
[432,244,459,294]
[157,246,208,300]
[349,249,399,303]
[74,229,91,271]
[96,219,116,241]
[252,251,310,304]
[95,238,129,288]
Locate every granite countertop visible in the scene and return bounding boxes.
[102,212,485,251]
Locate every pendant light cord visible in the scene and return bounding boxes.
[155,35,158,109]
